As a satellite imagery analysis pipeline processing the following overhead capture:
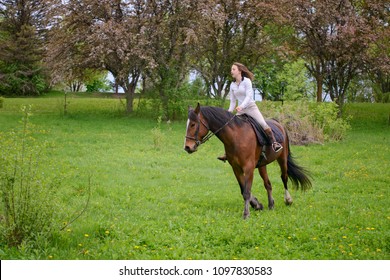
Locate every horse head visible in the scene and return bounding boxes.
[184,103,210,153]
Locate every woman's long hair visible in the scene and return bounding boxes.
[233,62,254,81]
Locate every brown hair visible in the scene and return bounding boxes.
[233,62,254,81]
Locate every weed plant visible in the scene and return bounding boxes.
[0,106,59,247]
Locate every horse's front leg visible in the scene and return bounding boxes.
[233,166,257,219]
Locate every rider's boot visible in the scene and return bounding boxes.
[264,127,283,153]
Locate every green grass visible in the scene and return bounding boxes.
[0,96,389,260]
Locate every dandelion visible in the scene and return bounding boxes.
[312,237,317,240]
[376,249,382,252]
[288,236,292,240]
[342,236,347,239]
[84,234,89,237]
[78,243,83,247]
[105,230,110,235]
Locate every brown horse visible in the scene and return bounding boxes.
[184,103,311,219]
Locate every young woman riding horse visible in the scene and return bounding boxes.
[184,104,311,219]
[217,62,282,163]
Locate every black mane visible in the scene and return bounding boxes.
[199,106,245,129]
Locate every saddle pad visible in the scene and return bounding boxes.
[238,114,284,146]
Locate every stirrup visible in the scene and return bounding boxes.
[217,154,227,162]
[272,142,283,153]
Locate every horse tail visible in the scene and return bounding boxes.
[286,133,312,190]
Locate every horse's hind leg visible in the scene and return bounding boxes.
[277,155,293,205]
[258,166,275,210]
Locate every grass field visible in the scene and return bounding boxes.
[0,96,389,260]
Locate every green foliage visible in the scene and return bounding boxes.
[260,101,351,144]
[276,59,316,101]
[0,105,59,247]
[0,24,48,96]
[0,96,4,108]
[308,102,351,141]
[373,83,390,103]
[84,70,111,93]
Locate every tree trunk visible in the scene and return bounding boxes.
[316,75,323,102]
[123,81,138,114]
[125,88,134,114]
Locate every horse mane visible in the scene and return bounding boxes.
[199,106,246,129]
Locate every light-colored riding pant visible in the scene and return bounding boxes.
[238,103,269,130]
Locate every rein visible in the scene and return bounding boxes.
[186,113,236,146]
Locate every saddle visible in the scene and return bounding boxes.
[237,114,284,145]
[237,114,284,166]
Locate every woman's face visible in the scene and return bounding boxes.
[231,64,241,80]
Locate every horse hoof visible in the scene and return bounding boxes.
[284,199,293,206]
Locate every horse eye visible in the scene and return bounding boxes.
[190,123,195,128]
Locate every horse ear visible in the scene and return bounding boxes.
[194,103,200,114]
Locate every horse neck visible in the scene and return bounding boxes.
[202,114,235,144]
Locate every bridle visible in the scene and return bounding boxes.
[185,112,236,148]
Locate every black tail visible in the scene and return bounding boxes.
[286,134,312,190]
[287,153,312,190]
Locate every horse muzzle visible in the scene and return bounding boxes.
[184,143,198,154]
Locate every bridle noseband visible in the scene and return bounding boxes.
[185,112,236,148]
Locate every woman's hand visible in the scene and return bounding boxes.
[236,106,243,112]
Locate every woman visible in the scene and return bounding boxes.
[218,62,282,162]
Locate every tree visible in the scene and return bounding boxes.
[191,0,273,100]
[361,0,390,103]
[46,0,153,113]
[140,0,204,118]
[281,0,380,110]
[276,58,315,101]
[0,0,48,96]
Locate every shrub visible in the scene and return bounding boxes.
[259,101,350,144]
[308,102,351,141]
[0,105,59,247]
